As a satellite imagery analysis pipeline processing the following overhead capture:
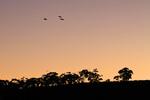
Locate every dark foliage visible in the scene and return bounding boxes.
[114,67,133,81]
[2,67,148,100]
[0,68,103,90]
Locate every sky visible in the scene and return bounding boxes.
[1,0,150,81]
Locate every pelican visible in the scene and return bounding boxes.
[58,16,64,20]
[44,18,47,20]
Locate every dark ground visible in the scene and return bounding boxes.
[1,81,150,100]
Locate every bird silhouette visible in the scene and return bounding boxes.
[44,18,47,20]
[58,16,64,20]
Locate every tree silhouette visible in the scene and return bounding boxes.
[60,72,80,85]
[0,80,9,89]
[36,77,43,87]
[9,78,21,89]
[79,69,90,83]
[88,69,103,83]
[114,67,133,81]
[0,68,103,90]
[79,69,103,83]
[25,78,38,88]
[113,76,120,81]
[19,77,26,89]
[0,67,149,100]
[42,72,60,86]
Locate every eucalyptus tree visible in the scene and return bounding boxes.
[79,69,103,83]
[114,67,133,81]
[88,69,103,83]
[0,79,9,89]
[42,72,60,86]
[9,78,20,89]
[25,78,38,88]
[60,72,80,85]
[79,69,90,83]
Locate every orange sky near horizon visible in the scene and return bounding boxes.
[1,0,150,81]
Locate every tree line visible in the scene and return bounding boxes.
[0,67,133,89]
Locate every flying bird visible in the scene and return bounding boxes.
[44,18,47,20]
[58,16,64,20]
